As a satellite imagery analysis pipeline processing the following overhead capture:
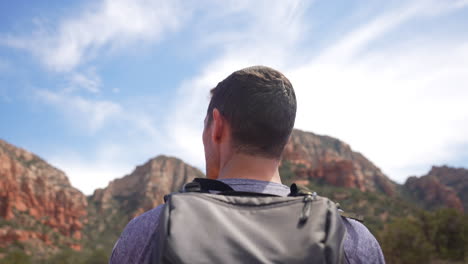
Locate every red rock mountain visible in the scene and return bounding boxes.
[85,155,204,250]
[404,166,467,212]
[283,129,396,195]
[90,155,204,218]
[0,139,87,252]
[88,129,397,224]
[2,131,465,260]
[0,137,205,256]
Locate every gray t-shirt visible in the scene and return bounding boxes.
[110,179,386,264]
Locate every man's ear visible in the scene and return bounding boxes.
[211,108,224,144]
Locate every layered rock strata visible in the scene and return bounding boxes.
[283,129,396,195]
[0,139,87,249]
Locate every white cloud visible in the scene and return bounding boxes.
[290,41,468,183]
[36,89,166,141]
[3,0,313,193]
[287,1,468,182]
[168,0,468,184]
[49,145,135,195]
[315,0,468,64]
[68,70,101,93]
[37,89,122,133]
[1,0,186,72]
[37,91,171,194]
[6,0,468,194]
[164,0,310,168]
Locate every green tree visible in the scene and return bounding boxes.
[425,209,468,261]
[380,208,468,264]
[381,217,433,264]
[82,248,109,264]
[0,250,31,264]
[279,160,296,184]
[45,248,109,264]
[46,249,82,264]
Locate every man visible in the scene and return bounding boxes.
[110,66,385,264]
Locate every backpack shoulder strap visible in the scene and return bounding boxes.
[339,211,364,223]
[181,178,280,197]
[194,178,282,197]
[192,178,234,192]
[335,203,365,222]
[289,183,315,196]
[164,178,234,202]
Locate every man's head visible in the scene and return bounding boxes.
[202,66,296,179]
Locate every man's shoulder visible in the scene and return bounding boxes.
[131,205,164,228]
[119,204,164,241]
[342,217,385,264]
[109,205,164,264]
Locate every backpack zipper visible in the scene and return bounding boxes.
[299,192,317,223]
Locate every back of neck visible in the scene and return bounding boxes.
[217,153,282,184]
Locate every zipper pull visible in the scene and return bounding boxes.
[299,192,316,223]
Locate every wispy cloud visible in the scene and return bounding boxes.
[68,70,101,93]
[3,0,468,194]
[37,89,122,133]
[169,0,468,183]
[36,89,169,193]
[291,41,468,182]
[288,1,468,181]
[48,144,136,195]
[164,0,310,167]
[36,88,165,140]
[1,0,186,72]
[17,0,188,190]
[315,0,468,63]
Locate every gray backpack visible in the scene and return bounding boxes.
[151,178,347,264]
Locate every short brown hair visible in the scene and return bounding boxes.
[207,66,296,159]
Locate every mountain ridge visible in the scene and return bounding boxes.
[85,154,204,251]
[1,130,467,262]
[404,165,467,213]
[0,139,87,255]
[283,129,396,195]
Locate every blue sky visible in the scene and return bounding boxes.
[1,0,468,194]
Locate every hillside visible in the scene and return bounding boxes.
[0,130,467,263]
[404,166,467,213]
[282,129,396,195]
[0,140,205,262]
[0,139,87,258]
[85,155,204,251]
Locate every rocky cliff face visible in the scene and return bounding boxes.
[85,155,204,250]
[282,129,396,195]
[404,166,467,212]
[427,166,468,212]
[0,139,205,257]
[0,139,87,252]
[90,155,204,218]
[2,131,466,261]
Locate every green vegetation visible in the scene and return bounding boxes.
[1,164,466,264]
[291,178,418,234]
[45,248,109,264]
[82,197,131,253]
[0,250,31,264]
[279,160,297,183]
[0,248,109,264]
[381,209,468,264]
[279,164,468,264]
